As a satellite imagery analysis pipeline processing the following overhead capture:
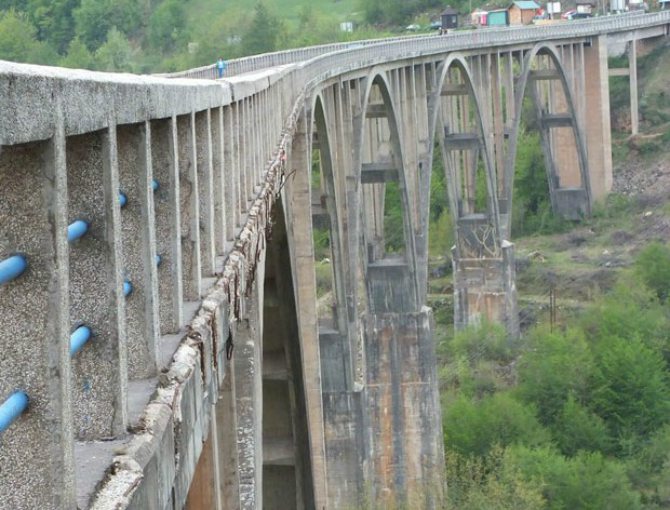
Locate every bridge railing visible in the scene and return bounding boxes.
[169,11,669,80]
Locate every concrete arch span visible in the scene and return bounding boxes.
[504,43,592,236]
[352,70,420,314]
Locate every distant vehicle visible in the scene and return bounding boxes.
[561,9,577,18]
[570,12,593,18]
[405,24,421,31]
[429,20,442,30]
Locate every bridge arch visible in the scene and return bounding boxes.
[504,42,591,234]
[353,70,419,313]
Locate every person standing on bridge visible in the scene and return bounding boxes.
[216,57,228,78]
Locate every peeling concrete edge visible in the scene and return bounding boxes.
[86,90,306,510]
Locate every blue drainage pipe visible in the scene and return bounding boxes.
[0,255,27,285]
[155,254,162,267]
[69,325,92,358]
[123,280,133,297]
[151,179,159,192]
[0,391,29,434]
[67,220,89,243]
[119,192,128,208]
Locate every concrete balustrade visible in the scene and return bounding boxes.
[0,12,667,510]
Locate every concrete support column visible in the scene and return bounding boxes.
[118,123,160,379]
[67,126,127,439]
[583,35,613,200]
[234,317,263,510]
[363,309,444,509]
[223,104,239,237]
[629,39,639,135]
[0,116,76,508]
[151,117,183,334]
[196,110,216,276]
[211,107,227,255]
[178,113,202,301]
[452,240,519,336]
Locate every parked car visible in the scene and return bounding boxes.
[570,12,593,18]
[561,9,577,18]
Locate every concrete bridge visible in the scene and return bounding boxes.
[0,12,668,510]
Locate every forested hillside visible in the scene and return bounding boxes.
[0,0,457,73]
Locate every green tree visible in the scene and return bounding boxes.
[444,392,549,456]
[148,0,186,52]
[551,393,611,456]
[74,0,141,51]
[635,241,670,302]
[591,336,670,450]
[0,9,39,62]
[59,37,94,69]
[27,0,79,53]
[508,446,642,509]
[242,2,283,55]
[94,27,134,72]
[517,328,594,426]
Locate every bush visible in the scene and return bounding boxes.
[635,241,670,302]
[444,392,549,457]
[449,321,516,363]
[591,336,670,451]
[507,446,642,510]
[516,327,594,426]
[551,393,611,456]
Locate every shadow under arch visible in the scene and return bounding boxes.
[349,70,420,314]
[503,42,591,237]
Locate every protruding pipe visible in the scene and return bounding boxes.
[155,254,162,267]
[119,192,128,208]
[123,280,133,297]
[151,179,159,192]
[0,391,29,434]
[69,325,92,358]
[67,220,89,243]
[0,255,27,285]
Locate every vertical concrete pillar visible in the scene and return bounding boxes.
[583,35,613,200]
[118,123,160,379]
[234,317,263,510]
[67,126,127,439]
[0,116,76,508]
[178,113,202,301]
[233,102,246,225]
[629,39,639,136]
[196,110,216,276]
[211,107,227,255]
[223,104,239,237]
[151,117,183,334]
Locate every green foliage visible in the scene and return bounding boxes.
[94,27,135,72]
[517,327,594,426]
[445,447,546,510]
[507,446,642,510]
[551,394,611,456]
[242,2,284,56]
[428,210,454,258]
[449,321,515,364]
[590,336,670,450]
[27,0,78,53]
[0,9,49,63]
[626,425,670,505]
[383,180,404,254]
[148,0,187,53]
[359,0,443,25]
[444,392,549,457]
[635,241,670,302]
[59,37,93,69]
[74,0,141,51]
